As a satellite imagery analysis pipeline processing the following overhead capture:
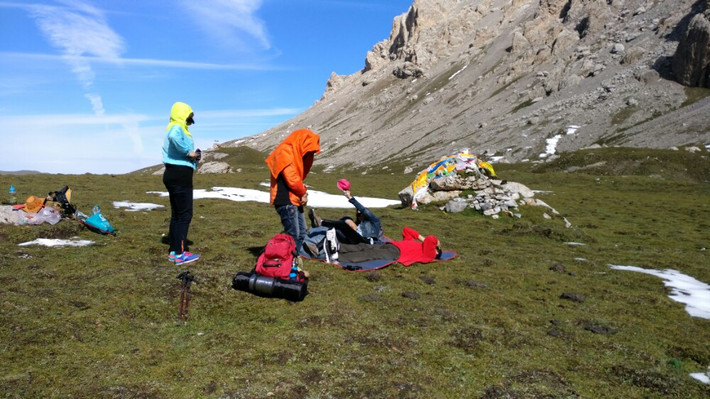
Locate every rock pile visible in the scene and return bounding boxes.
[398,161,567,224]
[399,170,533,218]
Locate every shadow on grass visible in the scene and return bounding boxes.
[247,245,264,257]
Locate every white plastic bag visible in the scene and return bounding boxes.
[17,207,62,225]
[38,207,62,225]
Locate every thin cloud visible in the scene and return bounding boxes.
[85,93,105,115]
[28,0,125,87]
[4,112,150,127]
[311,0,397,8]
[26,0,124,116]
[200,108,301,118]
[4,108,299,126]
[2,107,299,174]
[0,52,284,71]
[179,0,270,51]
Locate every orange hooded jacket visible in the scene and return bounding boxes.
[265,129,321,206]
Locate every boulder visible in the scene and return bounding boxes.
[444,197,469,213]
[197,161,233,174]
[398,185,414,207]
[672,12,710,88]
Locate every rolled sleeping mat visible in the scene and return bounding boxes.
[232,271,308,302]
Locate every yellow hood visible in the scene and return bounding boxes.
[166,102,193,138]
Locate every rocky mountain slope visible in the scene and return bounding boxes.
[225,0,710,171]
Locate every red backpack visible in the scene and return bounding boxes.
[255,234,305,282]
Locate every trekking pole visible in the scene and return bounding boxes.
[177,271,197,324]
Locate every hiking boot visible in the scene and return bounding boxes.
[168,251,177,263]
[175,251,200,265]
[304,243,319,257]
[308,208,322,228]
[323,241,333,262]
[325,228,339,261]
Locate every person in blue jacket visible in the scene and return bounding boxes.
[162,101,201,265]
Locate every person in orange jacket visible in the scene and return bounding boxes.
[265,129,321,254]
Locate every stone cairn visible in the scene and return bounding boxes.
[398,159,565,222]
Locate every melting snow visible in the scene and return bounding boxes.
[149,186,400,209]
[609,265,710,319]
[19,238,94,247]
[449,64,468,80]
[540,134,563,158]
[114,201,164,212]
[691,370,709,384]
[539,125,580,158]
[611,264,710,384]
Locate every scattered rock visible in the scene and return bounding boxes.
[610,43,625,54]
[560,292,585,303]
[466,280,488,288]
[547,329,564,338]
[359,293,382,302]
[420,276,435,285]
[401,292,420,300]
[584,324,618,335]
[393,62,424,79]
[549,263,567,273]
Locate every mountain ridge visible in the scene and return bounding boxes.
[225,0,710,172]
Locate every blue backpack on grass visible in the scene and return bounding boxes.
[80,205,115,235]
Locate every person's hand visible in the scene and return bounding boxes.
[343,190,352,199]
[187,149,202,161]
[300,192,308,206]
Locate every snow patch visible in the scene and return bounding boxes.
[19,238,94,247]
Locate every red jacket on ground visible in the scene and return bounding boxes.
[391,227,439,266]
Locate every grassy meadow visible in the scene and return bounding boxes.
[0,147,709,398]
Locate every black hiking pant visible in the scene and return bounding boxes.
[163,164,194,254]
[321,219,369,244]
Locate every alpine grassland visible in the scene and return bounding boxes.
[1,147,708,398]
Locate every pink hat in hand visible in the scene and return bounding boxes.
[337,179,351,191]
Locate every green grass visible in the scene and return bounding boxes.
[511,98,535,113]
[681,86,710,108]
[1,147,709,398]
[611,105,636,126]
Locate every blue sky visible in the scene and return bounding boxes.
[0,0,413,174]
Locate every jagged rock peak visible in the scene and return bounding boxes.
[231,0,710,174]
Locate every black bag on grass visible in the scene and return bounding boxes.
[45,186,76,217]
